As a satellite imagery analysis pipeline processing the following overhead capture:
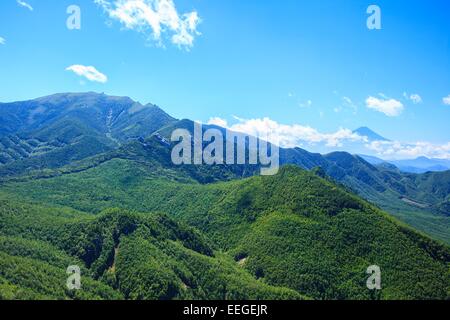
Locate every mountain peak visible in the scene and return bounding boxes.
[353,127,389,142]
[32,92,136,106]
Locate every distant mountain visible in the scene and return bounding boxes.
[292,126,390,158]
[354,130,450,174]
[0,92,173,137]
[0,92,176,175]
[390,157,450,174]
[360,154,450,174]
[353,127,389,142]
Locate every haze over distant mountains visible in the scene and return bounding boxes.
[352,127,450,174]
[360,154,450,174]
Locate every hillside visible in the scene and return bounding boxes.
[1,106,448,244]
[282,150,450,243]
[156,118,450,243]
[2,156,449,299]
[0,93,176,176]
[1,93,449,300]
[0,198,303,300]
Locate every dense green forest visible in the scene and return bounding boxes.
[1,163,449,300]
[0,199,304,300]
[0,93,449,300]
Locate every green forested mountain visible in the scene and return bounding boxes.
[0,93,449,300]
[0,93,176,176]
[1,156,449,299]
[0,199,303,300]
[156,118,450,243]
[316,152,450,243]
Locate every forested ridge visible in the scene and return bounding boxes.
[0,93,449,300]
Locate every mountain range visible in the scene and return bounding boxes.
[0,93,176,175]
[360,155,450,174]
[0,92,448,300]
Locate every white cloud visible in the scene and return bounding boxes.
[409,94,422,104]
[17,0,33,11]
[206,116,450,160]
[443,95,450,105]
[366,96,404,117]
[366,140,450,160]
[207,117,367,148]
[66,65,108,83]
[207,117,228,128]
[403,92,422,104]
[0,37,5,45]
[95,0,201,49]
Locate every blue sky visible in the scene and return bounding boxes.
[0,0,449,159]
